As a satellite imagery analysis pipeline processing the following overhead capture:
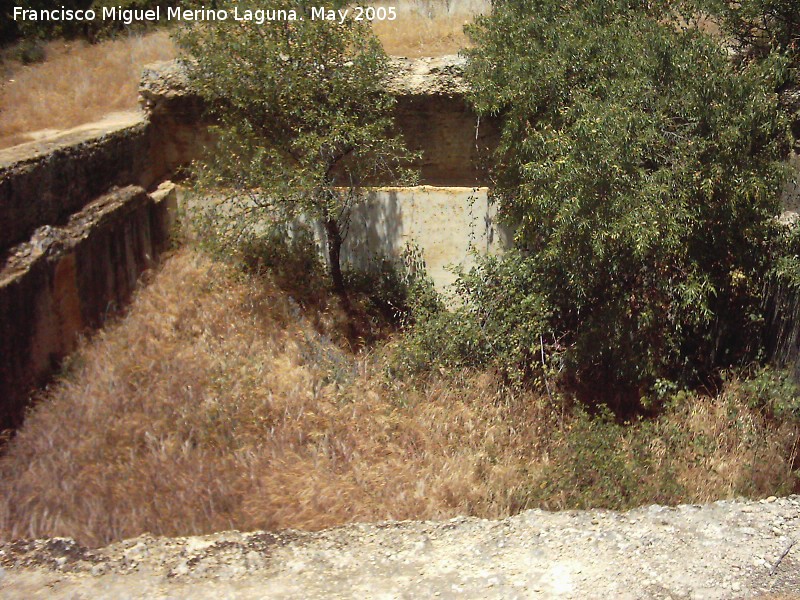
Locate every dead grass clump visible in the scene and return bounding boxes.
[669,384,800,500]
[0,246,549,547]
[0,31,176,148]
[372,10,475,57]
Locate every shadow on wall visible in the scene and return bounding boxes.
[313,187,511,293]
[340,190,405,272]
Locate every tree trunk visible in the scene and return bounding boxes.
[324,217,346,295]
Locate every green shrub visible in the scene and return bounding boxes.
[342,244,442,329]
[737,366,800,420]
[238,224,329,303]
[525,376,800,510]
[396,250,551,384]
[462,0,792,403]
[532,408,685,510]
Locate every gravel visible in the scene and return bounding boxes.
[1,496,799,599]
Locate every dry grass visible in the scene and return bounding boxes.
[0,31,176,148]
[665,390,800,501]
[372,10,475,58]
[0,243,797,548]
[0,246,548,546]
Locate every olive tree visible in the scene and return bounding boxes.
[177,1,416,293]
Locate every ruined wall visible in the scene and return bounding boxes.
[143,56,504,292]
[0,113,169,252]
[0,105,181,431]
[140,56,500,186]
[0,184,176,430]
[1,55,498,431]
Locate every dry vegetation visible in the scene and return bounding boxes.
[0,31,177,148]
[0,247,547,546]
[372,9,474,57]
[0,244,796,548]
[0,12,472,149]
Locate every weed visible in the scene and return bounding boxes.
[0,32,177,148]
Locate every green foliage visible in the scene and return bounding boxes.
[237,223,329,303]
[462,0,792,402]
[532,408,685,510]
[396,250,551,384]
[704,0,800,64]
[522,373,800,510]
[343,244,442,328]
[1,4,21,47]
[177,1,416,292]
[737,366,800,420]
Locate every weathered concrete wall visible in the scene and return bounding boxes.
[336,187,509,292]
[0,112,164,253]
[179,185,510,294]
[0,184,176,431]
[139,61,216,177]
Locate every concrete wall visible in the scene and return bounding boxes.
[144,56,505,292]
[336,187,509,292]
[0,184,176,430]
[180,185,509,295]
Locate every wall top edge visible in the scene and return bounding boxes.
[0,185,148,286]
[139,55,469,115]
[0,112,147,172]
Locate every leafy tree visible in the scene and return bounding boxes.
[460,0,792,404]
[177,0,415,294]
[703,0,799,64]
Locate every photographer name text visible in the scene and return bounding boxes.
[13,5,398,26]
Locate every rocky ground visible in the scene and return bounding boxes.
[1,496,799,599]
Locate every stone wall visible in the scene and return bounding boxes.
[0,108,178,431]
[0,113,161,253]
[0,55,498,431]
[139,56,500,187]
[0,184,176,430]
[142,56,505,294]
